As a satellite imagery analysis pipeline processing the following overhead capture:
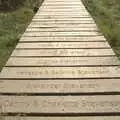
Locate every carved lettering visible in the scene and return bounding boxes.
[17,68,109,76]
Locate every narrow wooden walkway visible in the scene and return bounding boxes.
[0,0,120,119]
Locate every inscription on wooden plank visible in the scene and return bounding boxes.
[0,67,120,78]
[11,49,115,57]
[6,57,120,66]
[0,79,120,93]
[1,96,120,113]
[20,36,106,42]
[16,42,110,48]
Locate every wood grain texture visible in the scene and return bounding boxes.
[6,57,119,66]
[0,67,120,79]
[1,95,120,113]
[16,42,110,48]
[0,79,120,93]
[11,49,115,57]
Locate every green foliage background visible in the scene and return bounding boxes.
[82,0,120,58]
[0,0,43,71]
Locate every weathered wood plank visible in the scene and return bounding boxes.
[39,8,87,13]
[20,36,106,42]
[43,2,83,4]
[31,21,95,24]
[0,67,120,79]
[16,42,110,49]
[1,116,120,120]
[28,24,97,28]
[6,57,119,66]
[40,5,85,9]
[32,18,93,20]
[1,95,120,113]
[34,15,90,17]
[11,49,114,57]
[36,12,89,16]
[33,15,92,19]
[0,79,120,93]
[23,31,101,37]
[33,16,91,19]
[40,7,86,9]
[39,8,87,11]
[43,1,83,3]
[42,4,85,6]
[26,27,98,32]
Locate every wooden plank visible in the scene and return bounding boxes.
[31,17,94,21]
[44,0,82,1]
[1,116,120,120]
[0,67,120,79]
[42,4,85,6]
[31,21,94,24]
[26,27,98,32]
[43,2,83,3]
[33,15,91,19]
[40,7,86,9]
[38,6,87,12]
[37,9,87,12]
[11,49,114,57]
[36,12,89,15]
[16,42,110,49]
[34,14,90,17]
[33,16,92,19]
[1,95,120,113]
[43,2,83,4]
[40,6,86,8]
[6,57,119,66]
[28,24,97,28]
[1,79,120,93]
[20,36,106,42]
[39,9,88,12]
[32,18,93,20]
[40,5,85,7]
[23,32,101,37]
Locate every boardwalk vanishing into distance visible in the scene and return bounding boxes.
[0,0,120,119]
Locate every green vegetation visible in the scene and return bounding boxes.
[0,0,43,71]
[82,0,120,59]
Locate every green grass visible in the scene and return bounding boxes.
[82,0,120,58]
[0,0,43,71]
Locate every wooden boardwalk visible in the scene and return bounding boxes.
[0,0,120,119]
